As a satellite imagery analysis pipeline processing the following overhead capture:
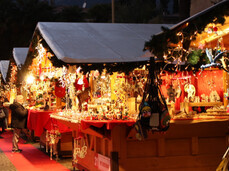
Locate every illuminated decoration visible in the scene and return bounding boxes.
[26,74,35,84]
[28,40,53,78]
[9,63,18,87]
[200,48,226,70]
[49,67,148,122]
[184,83,196,102]
[144,1,229,72]
[73,137,87,163]
[45,126,61,160]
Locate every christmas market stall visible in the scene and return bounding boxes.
[18,43,74,158]
[0,60,10,97]
[2,48,29,126]
[0,60,10,85]
[0,60,11,125]
[0,60,8,96]
[22,9,229,168]
[2,47,29,105]
[143,0,229,170]
[144,0,229,118]
[22,22,173,161]
[12,47,29,101]
[20,22,177,170]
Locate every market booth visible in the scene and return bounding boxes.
[21,3,229,169]
[21,22,173,164]
[7,48,29,125]
[0,60,8,96]
[0,60,11,125]
[142,1,229,170]
[0,60,10,85]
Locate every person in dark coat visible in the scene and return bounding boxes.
[9,95,28,153]
[0,95,9,133]
[0,96,6,138]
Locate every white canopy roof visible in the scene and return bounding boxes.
[13,48,28,67]
[0,60,10,82]
[37,22,173,63]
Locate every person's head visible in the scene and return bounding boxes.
[16,95,24,104]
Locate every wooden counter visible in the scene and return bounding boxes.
[55,117,229,171]
[183,102,223,113]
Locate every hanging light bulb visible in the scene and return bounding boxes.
[26,74,35,84]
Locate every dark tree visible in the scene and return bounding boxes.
[87,4,111,22]
[55,6,85,22]
[0,0,54,60]
[115,0,157,23]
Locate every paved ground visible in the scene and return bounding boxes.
[31,141,74,170]
[0,130,76,171]
[0,148,17,171]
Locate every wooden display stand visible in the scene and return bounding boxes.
[56,118,229,171]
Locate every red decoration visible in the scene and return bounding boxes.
[55,81,65,98]
[74,76,89,91]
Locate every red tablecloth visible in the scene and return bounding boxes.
[80,119,136,130]
[27,109,72,137]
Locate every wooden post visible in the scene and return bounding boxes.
[111,151,119,171]
[223,70,229,107]
[56,97,62,109]
[112,0,115,23]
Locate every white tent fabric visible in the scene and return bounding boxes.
[0,60,10,82]
[13,48,28,67]
[37,22,173,63]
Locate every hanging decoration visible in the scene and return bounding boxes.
[73,137,87,163]
[55,80,65,98]
[200,48,226,70]
[167,84,176,102]
[45,126,61,160]
[206,25,218,34]
[9,63,18,87]
[184,83,196,102]
[135,58,171,140]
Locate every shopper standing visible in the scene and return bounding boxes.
[9,95,28,153]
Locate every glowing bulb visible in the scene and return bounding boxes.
[26,75,35,84]
[40,75,45,81]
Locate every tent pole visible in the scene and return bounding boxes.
[112,0,115,23]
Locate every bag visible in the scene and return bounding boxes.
[0,109,5,119]
[135,58,171,140]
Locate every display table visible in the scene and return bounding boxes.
[53,116,229,171]
[27,110,72,157]
[183,102,223,113]
[81,119,136,130]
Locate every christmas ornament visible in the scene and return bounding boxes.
[184,83,196,102]
[200,48,225,70]
[55,81,65,98]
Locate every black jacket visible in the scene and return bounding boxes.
[9,102,28,129]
